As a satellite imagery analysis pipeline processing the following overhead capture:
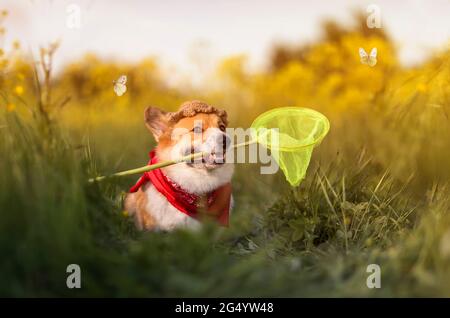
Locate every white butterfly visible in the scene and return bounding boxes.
[359,47,377,67]
[113,75,127,96]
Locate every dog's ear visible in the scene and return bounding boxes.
[144,106,169,141]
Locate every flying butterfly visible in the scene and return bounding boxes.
[359,47,377,67]
[113,75,127,96]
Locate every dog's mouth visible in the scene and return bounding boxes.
[185,147,226,169]
[202,151,226,166]
[180,132,230,170]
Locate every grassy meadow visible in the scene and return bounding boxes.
[1,13,450,296]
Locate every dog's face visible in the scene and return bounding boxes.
[170,113,230,169]
[144,105,234,194]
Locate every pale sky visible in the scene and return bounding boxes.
[2,0,450,85]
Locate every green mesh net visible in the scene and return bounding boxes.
[250,107,330,187]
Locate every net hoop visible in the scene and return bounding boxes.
[250,107,330,152]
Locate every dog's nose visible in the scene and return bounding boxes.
[207,132,230,153]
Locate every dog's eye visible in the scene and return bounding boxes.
[192,126,203,134]
[219,124,226,132]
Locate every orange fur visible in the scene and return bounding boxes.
[125,184,156,230]
[157,113,226,161]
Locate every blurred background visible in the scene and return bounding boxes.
[0,0,449,297]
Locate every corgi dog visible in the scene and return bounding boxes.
[125,101,234,231]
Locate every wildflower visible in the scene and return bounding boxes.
[416,83,428,94]
[122,210,129,217]
[14,85,24,96]
[6,103,15,112]
[343,215,352,226]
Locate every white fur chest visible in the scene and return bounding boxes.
[144,184,202,231]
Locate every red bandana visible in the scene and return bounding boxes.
[129,150,231,226]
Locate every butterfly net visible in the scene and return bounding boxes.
[250,107,330,187]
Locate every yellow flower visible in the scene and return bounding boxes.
[6,103,16,112]
[14,85,24,96]
[343,216,352,226]
[416,83,428,94]
[122,210,129,217]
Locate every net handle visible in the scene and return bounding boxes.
[89,123,328,182]
[88,139,257,182]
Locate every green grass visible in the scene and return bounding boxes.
[1,103,449,297]
[1,10,449,297]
